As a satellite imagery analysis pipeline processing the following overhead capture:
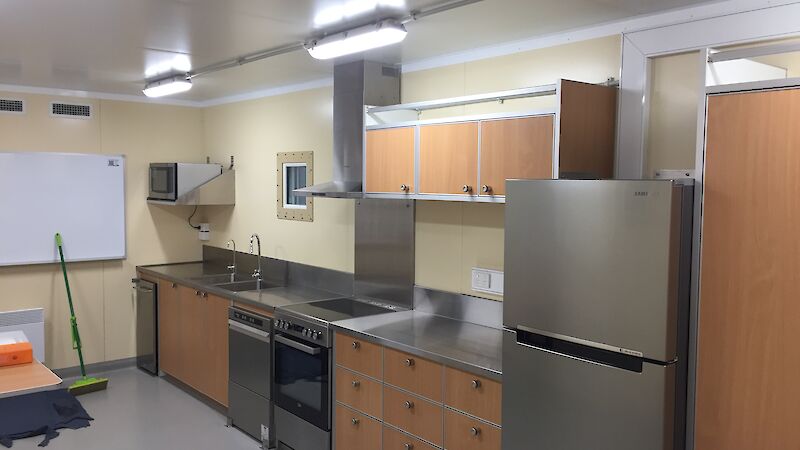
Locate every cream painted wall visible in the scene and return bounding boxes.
[0,93,206,369]
[408,35,622,300]
[202,87,355,273]
[645,52,702,177]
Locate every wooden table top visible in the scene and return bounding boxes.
[0,359,62,396]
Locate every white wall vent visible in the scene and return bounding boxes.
[50,102,92,119]
[0,98,25,114]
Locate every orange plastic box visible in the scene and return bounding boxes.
[0,342,33,367]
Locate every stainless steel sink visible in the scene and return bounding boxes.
[189,273,248,284]
[213,280,282,293]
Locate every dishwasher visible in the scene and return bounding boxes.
[228,306,274,449]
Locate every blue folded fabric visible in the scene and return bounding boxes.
[0,389,93,447]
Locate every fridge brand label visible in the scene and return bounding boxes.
[620,348,643,357]
[634,191,649,197]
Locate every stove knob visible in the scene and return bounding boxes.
[313,332,321,340]
[276,320,283,328]
[303,329,310,337]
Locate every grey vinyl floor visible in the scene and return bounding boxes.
[10,367,260,450]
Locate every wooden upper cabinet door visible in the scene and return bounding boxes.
[366,127,416,194]
[479,116,554,196]
[203,293,230,407]
[157,279,180,379]
[695,88,800,450]
[419,122,479,195]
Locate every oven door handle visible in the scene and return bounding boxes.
[228,320,271,343]
[275,335,321,355]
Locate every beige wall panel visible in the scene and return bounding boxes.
[461,203,505,301]
[414,201,463,293]
[646,52,701,177]
[203,87,355,273]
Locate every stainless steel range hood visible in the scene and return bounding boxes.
[294,60,401,198]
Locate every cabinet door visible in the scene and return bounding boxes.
[443,409,501,450]
[157,280,181,378]
[420,122,478,195]
[695,88,800,450]
[204,293,230,406]
[366,127,416,194]
[335,404,382,450]
[480,116,554,196]
[178,285,206,392]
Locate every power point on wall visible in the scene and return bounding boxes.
[198,223,211,241]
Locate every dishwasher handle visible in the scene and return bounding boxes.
[228,319,271,343]
[275,334,321,355]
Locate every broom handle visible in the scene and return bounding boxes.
[56,233,87,378]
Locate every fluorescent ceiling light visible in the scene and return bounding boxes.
[306,20,407,60]
[142,75,192,98]
[144,54,192,79]
[314,0,405,27]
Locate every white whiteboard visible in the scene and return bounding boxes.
[0,152,126,266]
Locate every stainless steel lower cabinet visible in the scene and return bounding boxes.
[276,406,330,450]
[229,383,273,446]
[502,331,678,450]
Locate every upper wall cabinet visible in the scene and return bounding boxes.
[419,122,479,195]
[363,79,618,203]
[365,127,415,194]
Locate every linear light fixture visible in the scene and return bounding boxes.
[142,75,192,98]
[306,20,407,60]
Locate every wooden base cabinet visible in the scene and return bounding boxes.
[336,404,382,450]
[156,279,230,407]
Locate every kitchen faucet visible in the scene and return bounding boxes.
[249,233,262,290]
[225,239,236,283]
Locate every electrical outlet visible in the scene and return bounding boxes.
[471,268,504,296]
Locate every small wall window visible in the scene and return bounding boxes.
[277,152,313,221]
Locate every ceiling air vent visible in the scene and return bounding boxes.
[51,102,92,119]
[0,99,25,114]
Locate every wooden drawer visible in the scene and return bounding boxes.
[336,366,382,419]
[336,404,382,450]
[385,348,443,402]
[444,367,502,425]
[384,425,439,450]
[384,385,443,446]
[335,333,383,379]
[444,409,501,450]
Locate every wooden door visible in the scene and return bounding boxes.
[335,404,382,450]
[696,88,800,450]
[366,127,416,194]
[177,285,205,391]
[479,116,554,195]
[419,122,478,195]
[204,293,230,406]
[157,280,180,378]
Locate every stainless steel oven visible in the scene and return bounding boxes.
[273,332,329,430]
[228,307,274,448]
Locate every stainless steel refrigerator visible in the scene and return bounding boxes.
[502,179,693,450]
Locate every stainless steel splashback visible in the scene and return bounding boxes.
[354,199,415,309]
[296,60,401,198]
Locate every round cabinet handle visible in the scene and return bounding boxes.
[481,184,492,193]
[404,443,414,450]
[201,291,208,298]
[352,341,360,350]
[352,380,361,389]
[195,290,201,296]
[400,184,410,192]
[462,184,473,193]
[470,427,481,437]
[171,282,177,289]
[403,400,415,409]
[351,418,360,426]
[404,358,415,367]
[471,379,482,389]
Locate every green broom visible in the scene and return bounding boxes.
[55,233,108,395]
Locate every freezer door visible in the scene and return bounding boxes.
[504,179,689,361]
[502,330,679,450]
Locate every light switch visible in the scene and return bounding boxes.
[472,268,503,296]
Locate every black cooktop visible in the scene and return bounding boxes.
[279,297,397,324]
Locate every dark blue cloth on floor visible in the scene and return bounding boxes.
[0,389,93,448]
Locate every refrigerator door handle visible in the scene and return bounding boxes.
[514,328,645,373]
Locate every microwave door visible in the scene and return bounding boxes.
[149,165,176,200]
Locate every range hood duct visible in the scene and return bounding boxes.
[295,60,401,198]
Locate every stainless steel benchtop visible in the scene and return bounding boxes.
[137,262,342,313]
[333,310,503,381]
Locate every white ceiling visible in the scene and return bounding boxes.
[0,0,718,102]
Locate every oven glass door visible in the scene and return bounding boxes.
[149,165,176,200]
[274,332,329,431]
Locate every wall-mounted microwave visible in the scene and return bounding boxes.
[148,163,222,201]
